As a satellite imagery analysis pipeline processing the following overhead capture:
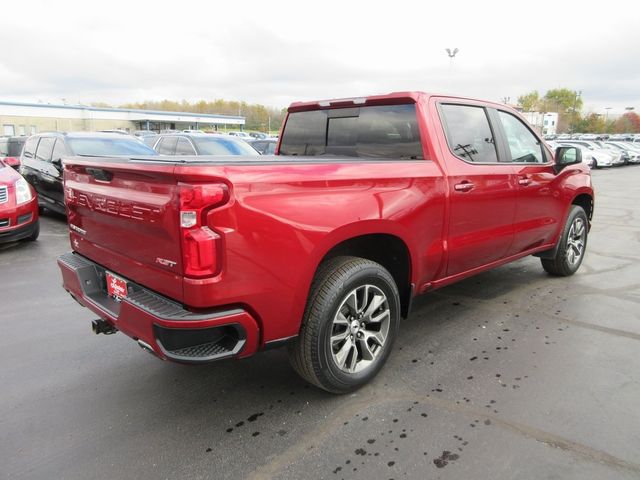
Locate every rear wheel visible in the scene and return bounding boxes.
[541,206,588,276]
[288,256,400,393]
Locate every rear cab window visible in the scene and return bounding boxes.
[279,104,424,159]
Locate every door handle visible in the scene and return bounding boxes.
[518,177,532,186]
[454,181,475,192]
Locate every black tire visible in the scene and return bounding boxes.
[541,206,588,276]
[288,256,400,393]
[26,220,40,241]
[592,159,598,169]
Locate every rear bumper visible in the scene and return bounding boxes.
[57,252,260,363]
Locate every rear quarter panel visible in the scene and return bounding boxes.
[174,160,446,343]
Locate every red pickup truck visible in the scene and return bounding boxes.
[58,92,593,393]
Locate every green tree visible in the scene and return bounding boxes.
[517,91,539,112]
[576,113,606,133]
[542,89,583,113]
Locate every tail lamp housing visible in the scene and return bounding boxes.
[179,183,228,278]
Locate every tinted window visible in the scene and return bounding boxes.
[264,142,276,155]
[279,104,423,159]
[8,139,26,157]
[175,138,196,155]
[498,112,545,163]
[36,137,56,162]
[251,141,266,153]
[23,137,39,159]
[52,139,67,162]
[194,137,260,156]
[66,138,157,156]
[440,104,498,163]
[156,137,178,155]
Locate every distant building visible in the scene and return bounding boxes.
[521,111,558,135]
[0,101,245,136]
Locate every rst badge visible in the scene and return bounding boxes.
[156,257,177,268]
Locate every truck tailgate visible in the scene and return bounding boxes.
[64,157,184,301]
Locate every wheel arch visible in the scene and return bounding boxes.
[318,233,413,318]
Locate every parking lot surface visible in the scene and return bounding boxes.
[1,167,639,480]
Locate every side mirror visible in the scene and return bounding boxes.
[52,158,62,168]
[555,146,581,172]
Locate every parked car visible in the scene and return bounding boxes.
[247,138,277,155]
[227,131,252,140]
[604,141,640,164]
[249,132,269,139]
[149,133,260,156]
[549,142,596,169]
[559,140,622,167]
[0,158,39,243]
[58,91,593,393]
[20,132,157,215]
[133,130,158,139]
[99,129,131,136]
[0,136,27,170]
[578,133,605,141]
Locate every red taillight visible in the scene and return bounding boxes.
[179,183,228,278]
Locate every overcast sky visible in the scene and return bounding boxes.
[1,0,638,115]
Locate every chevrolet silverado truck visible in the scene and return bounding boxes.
[57,92,593,393]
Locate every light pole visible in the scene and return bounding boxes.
[445,48,459,73]
[605,107,612,133]
[571,90,582,134]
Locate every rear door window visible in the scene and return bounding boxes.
[175,138,196,155]
[23,137,39,159]
[35,137,56,162]
[279,104,423,159]
[439,104,499,163]
[52,139,67,162]
[156,137,178,155]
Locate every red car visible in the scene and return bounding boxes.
[58,92,593,393]
[0,159,39,243]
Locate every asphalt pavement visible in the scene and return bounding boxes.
[1,167,639,480]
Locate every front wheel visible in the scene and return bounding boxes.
[541,206,588,276]
[288,256,400,393]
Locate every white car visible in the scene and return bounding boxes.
[555,142,612,168]
[560,141,622,167]
[605,142,640,164]
[227,131,252,140]
[549,141,596,169]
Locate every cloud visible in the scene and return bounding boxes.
[0,0,638,114]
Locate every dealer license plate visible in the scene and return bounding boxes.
[106,271,128,300]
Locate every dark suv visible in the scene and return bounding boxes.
[0,136,27,170]
[20,132,156,215]
[150,133,260,156]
